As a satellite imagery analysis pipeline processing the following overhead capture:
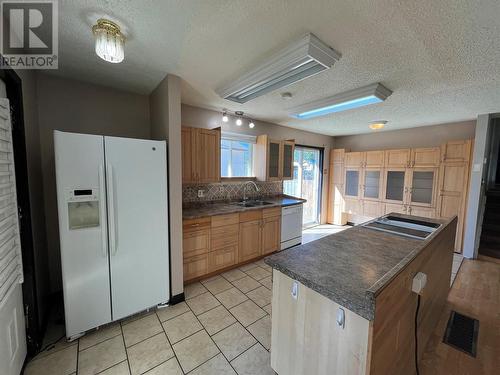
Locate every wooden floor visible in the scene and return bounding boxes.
[420,257,500,374]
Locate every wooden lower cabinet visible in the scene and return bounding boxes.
[362,201,382,217]
[183,229,210,258]
[384,203,407,215]
[262,216,281,255]
[183,254,208,281]
[208,245,237,273]
[239,219,262,262]
[407,205,436,218]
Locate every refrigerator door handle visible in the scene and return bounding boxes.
[106,163,118,255]
[99,164,108,258]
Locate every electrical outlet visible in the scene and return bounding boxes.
[412,272,427,294]
[197,189,205,198]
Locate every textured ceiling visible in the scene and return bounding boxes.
[51,0,500,136]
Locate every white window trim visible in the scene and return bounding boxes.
[221,132,256,178]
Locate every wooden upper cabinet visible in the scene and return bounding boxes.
[181,126,221,183]
[407,168,438,207]
[254,135,295,181]
[441,140,472,163]
[331,148,345,164]
[365,150,384,167]
[344,168,361,199]
[181,127,194,183]
[385,149,410,168]
[281,141,295,180]
[345,152,364,168]
[411,147,440,167]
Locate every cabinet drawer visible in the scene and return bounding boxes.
[212,213,239,227]
[183,229,210,258]
[208,245,237,273]
[240,209,262,222]
[183,254,208,281]
[183,217,211,232]
[211,223,239,238]
[212,234,239,249]
[263,206,281,218]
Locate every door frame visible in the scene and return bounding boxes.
[294,144,324,226]
[0,63,41,356]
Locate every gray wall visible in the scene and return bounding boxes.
[182,104,335,223]
[334,121,476,151]
[36,73,151,292]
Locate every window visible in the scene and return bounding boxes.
[221,133,255,177]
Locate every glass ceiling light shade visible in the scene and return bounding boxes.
[92,19,125,63]
[289,83,392,120]
[369,120,387,130]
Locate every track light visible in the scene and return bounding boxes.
[249,122,255,129]
[235,111,243,126]
[222,110,229,123]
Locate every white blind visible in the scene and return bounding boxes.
[0,98,23,310]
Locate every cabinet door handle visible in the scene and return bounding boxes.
[190,223,200,227]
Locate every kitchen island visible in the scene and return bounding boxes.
[265,213,457,375]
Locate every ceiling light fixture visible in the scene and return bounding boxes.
[369,120,387,130]
[92,19,125,63]
[222,109,229,123]
[216,33,341,103]
[235,111,244,126]
[289,83,392,120]
[281,92,293,100]
[249,121,255,129]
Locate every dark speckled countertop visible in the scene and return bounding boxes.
[182,195,306,219]
[265,213,454,320]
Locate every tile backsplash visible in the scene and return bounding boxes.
[183,181,283,203]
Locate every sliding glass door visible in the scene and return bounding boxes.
[283,146,323,226]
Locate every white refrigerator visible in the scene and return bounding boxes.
[54,131,169,340]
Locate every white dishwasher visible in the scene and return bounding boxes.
[281,204,303,250]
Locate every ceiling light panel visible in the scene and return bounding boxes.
[216,33,341,103]
[289,83,392,120]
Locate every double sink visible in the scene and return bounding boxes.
[232,200,274,208]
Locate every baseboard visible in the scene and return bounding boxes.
[170,292,185,305]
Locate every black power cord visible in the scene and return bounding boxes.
[415,294,421,375]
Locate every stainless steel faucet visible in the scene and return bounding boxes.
[243,181,260,201]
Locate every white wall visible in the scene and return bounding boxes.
[182,104,335,223]
[36,73,151,292]
[150,75,184,298]
[333,121,476,151]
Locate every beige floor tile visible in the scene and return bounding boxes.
[221,268,247,282]
[215,287,248,309]
[189,353,237,375]
[230,300,266,327]
[212,322,257,361]
[247,315,271,350]
[186,292,220,315]
[99,360,130,375]
[197,305,236,335]
[259,276,273,290]
[263,303,272,315]
[78,335,126,375]
[122,313,163,347]
[79,323,122,351]
[121,310,156,326]
[162,311,203,344]
[202,276,233,294]
[231,276,261,293]
[127,333,174,375]
[244,266,271,281]
[31,337,77,361]
[25,345,77,375]
[185,282,208,299]
[231,343,274,375]
[143,357,183,375]
[172,330,220,373]
[156,301,190,322]
[239,262,259,272]
[246,286,272,307]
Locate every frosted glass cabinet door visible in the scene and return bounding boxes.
[345,170,359,197]
[364,170,380,199]
[410,171,435,205]
[268,141,281,179]
[385,170,406,202]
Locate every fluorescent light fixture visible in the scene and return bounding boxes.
[216,33,341,103]
[289,83,392,119]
